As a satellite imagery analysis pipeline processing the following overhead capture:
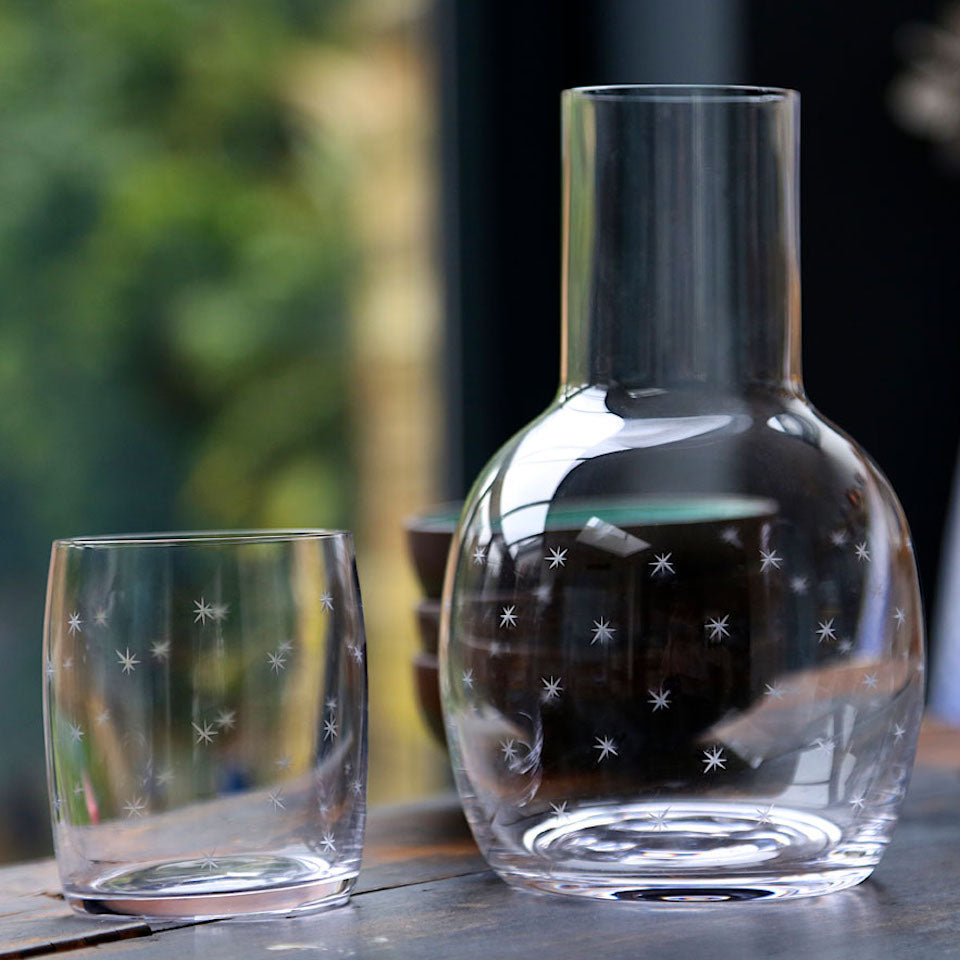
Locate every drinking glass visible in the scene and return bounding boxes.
[43,530,367,920]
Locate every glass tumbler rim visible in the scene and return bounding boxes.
[52,529,354,549]
[566,83,798,103]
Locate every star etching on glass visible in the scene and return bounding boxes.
[269,788,285,811]
[68,722,84,744]
[550,801,568,819]
[816,618,837,644]
[848,793,865,811]
[212,602,230,622]
[123,796,147,818]
[192,720,218,745]
[649,552,675,577]
[594,735,618,763]
[648,687,671,712]
[830,529,849,547]
[67,611,83,635]
[893,723,906,741]
[838,638,853,654]
[96,709,111,726]
[541,675,563,702]
[759,548,783,573]
[350,777,363,797]
[325,697,338,712]
[719,526,742,547]
[117,647,140,674]
[45,659,56,680]
[200,851,218,871]
[472,545,487,566]
[150,639,171,661]
[93,608,108,627]
[764,683,785,701]
[267,650,288,673]
[462,669,474,689]
[500,738,519,764]
[323,717,339,741]
[193,597,214,624]
[861,672,879,689]
[499,605,518,629]
[647,807,671,832]
[893,607,906,630]
[319,593,335,612]
[347,640,364,664]
[789,575,809,595]
[156,768,174,786]
[705,615,730,642]
[590,617,616,645]
[320,832,337,854]
[756,803,776,825]
[216,709,235,730]
[855,542,870,562]
[545,547,567,569]
[702,745,727,773]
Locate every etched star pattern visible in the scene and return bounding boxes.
[347,641,364,664]
[550,801,568,819]
[499,605,518,629]
[267,651,288,673]
[838,638,853,654]
[855,542,870,562]
[893,723,907,741]
[893,608,906,630]
[192,720,218,745]
[764,683,785,701]
[647,807,671,832]
[862,672,878,689]
[830,530,849,547]
[156,768,174,786]
[702,745,727,773]
[462,669,474,689]
[320,832,337,854]
[193,598,214,624]
[789,576,809,595]
[816,619,837,644]
[269,788,285,811]
[94,608,109,627]
[216,709,236,730]
[212,603,229,622]
[123,796,147,818]
[545,547,567,569]
[648,687,671,712]
[849,794,865,811]
[500,738,519,763]
[594,735,618,763]
[323,717,339,741]
[719,526,742,547]
[541,676,563,703]
[705,615,730,642]
[649,552,675,577]
[150,640,171,661]
[67,612,83,635]
[68,722,84,744]
[756,804,776,826]
[759,548,783,573]
[319,593,334,612]
[325,697,338,712]
[279,640,293,653]
[350,777,363,797]
[472,545,486,566]
[45,659,55,680]
[200,851,218,871]
[117,647,140,674]
[96,709,111,726]
[590,618,616,645]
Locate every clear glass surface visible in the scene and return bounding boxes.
[43,530,367,920]
[439,86,924,902]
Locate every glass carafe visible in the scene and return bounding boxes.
[439,85,924,902]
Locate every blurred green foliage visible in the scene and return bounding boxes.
[0,0,358,857]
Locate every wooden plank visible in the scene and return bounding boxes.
[0,794,483,958]
[47,768,960,960]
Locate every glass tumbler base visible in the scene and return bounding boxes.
[489,801,881,903]
[64,853,356,920]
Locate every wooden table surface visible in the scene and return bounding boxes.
[3,722,960,960]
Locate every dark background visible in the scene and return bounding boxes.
[437,0,960,628]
